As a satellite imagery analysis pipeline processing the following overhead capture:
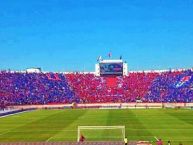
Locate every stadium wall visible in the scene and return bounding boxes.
[9,103,193,110]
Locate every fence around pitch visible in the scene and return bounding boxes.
[9,103,193,110]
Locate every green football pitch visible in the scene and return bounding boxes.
[0,109,193,145]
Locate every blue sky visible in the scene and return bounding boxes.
[0,0,193,72]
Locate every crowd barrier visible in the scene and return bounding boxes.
[9,103,193,110]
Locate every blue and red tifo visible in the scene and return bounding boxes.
[0,69,193,107]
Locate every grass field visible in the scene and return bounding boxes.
[0,109,193,145]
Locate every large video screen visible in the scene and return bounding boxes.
[100,63,123,76]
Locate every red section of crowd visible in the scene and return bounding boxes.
[66,72,159,103]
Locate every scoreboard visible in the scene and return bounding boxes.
[99,63,123,76]
[95,59,128,76]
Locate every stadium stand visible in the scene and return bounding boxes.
[0,69,193,108]
[145,69,193,103]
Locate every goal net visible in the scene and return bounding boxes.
[77,126,125,142]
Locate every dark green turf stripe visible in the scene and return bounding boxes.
[131,109,193,144]
[105,109,153,141]
[0,109,88,142]
[165,109,193,126]
[0,110,65,141]
[1,109,193,145]
[0,110,57,134]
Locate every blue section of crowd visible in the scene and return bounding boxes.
[0,72,78,108]
[145,70,193,103]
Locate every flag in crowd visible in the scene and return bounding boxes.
[175,76,192,88]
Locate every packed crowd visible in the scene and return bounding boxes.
[0,72,77,108]
[0,69,193,107]
[66,72,159,103]
[145,70,193,103]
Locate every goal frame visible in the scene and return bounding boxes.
[77,125,125,142]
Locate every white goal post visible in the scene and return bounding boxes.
[77,126,125,142]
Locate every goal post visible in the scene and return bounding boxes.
[77,126,125,142]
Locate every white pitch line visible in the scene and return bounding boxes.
[46,135,54,142]
[0,130,11,136]
[0,110,33,118]
[154,136,159,141]
[0,110,34,137]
